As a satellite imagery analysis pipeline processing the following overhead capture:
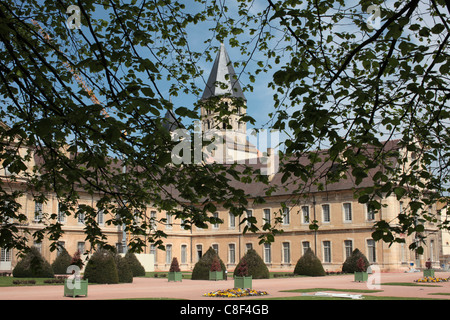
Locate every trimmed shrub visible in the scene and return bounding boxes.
[124,252,146,277]
[13,246,54,278]
[235,258,249,277]
[115,254,133,283]
[70,250,85,270]
[169,257,181,272]
[233,249,269,279]
[342,249,370,273]
[192,247,226,280]
[210,257,221,272]
[83,249,119,284]
[51,247,72,274]
[294,248,326,277]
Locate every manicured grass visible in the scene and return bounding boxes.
[381,282,442,287]
[0,277,63,287]
[281,287,383,294]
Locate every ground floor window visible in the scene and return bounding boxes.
[228,244,235,264]
[1,247,11,262]
[166,244,172,264]
[264,243,271,263]
[323,241,331,263]
[367,239,376,263]
[302,241,310,255]
[282,242,290,264]
[196,245,202,262]
[181,245,187,264]
[344,240,353,260]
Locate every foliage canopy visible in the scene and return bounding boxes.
[0,0,449,257]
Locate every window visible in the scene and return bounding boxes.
[213,212,219,229]
[97,209,104,225]
[282,207,290,225]
[77,207,85,224]
[150,244,157,260]
[302,241,310,255]
[263,209,271,224]
[366,204,375,221]
[166,244,172,264]
[181,245,187,264]
[1,247,11,262]
[56,241,66,256]
[343,203,352,222]
[34,242,42,253]
[282,242,290,264]
[77,242,85,254]
[165,213,172,229]
[57,203,65,223]
[367,239,376,263]
[400,243,407,263]
[301,206,309,223]
[196,245,202,262]
[212,244,219,255]
[430,240,435,261]
[344,240,353,260]
[150,211,157,230]
[229,244,236,264]
[229,212,235,229]
[322,204,330,223]
[246,209,253,227]
[264,243,271,263]
[133,209,141,225]
[246,243,253,252]
[323,241,331,263]
[34,202,43,222]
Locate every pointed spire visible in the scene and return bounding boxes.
[201,43,246,101]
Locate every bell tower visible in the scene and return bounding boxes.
[200,43,258,163]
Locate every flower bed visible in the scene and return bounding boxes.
[203,288,268,298]
[414,277,450,283]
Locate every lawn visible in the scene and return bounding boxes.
[381,282,442,287]
[0,277,64,287]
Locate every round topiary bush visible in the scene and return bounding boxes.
[342,248,370,273]
[124,252,146,277]
[192,247,226,280]
[83,249,119,284]
[13,246,54,278]
[51,247,72,274]
[294,248,326,277]
[115,254,133,283]
[233,249,269,279]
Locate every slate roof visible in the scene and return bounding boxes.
[201,43,246,101]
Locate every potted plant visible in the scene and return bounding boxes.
[354,257,368,282]
[423,259,435,278]
[209,257,224,281]
[234,258,252,289]
[168,257,182,282]
[64,274,88,298]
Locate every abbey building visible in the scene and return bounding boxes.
[0,44,443,274]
